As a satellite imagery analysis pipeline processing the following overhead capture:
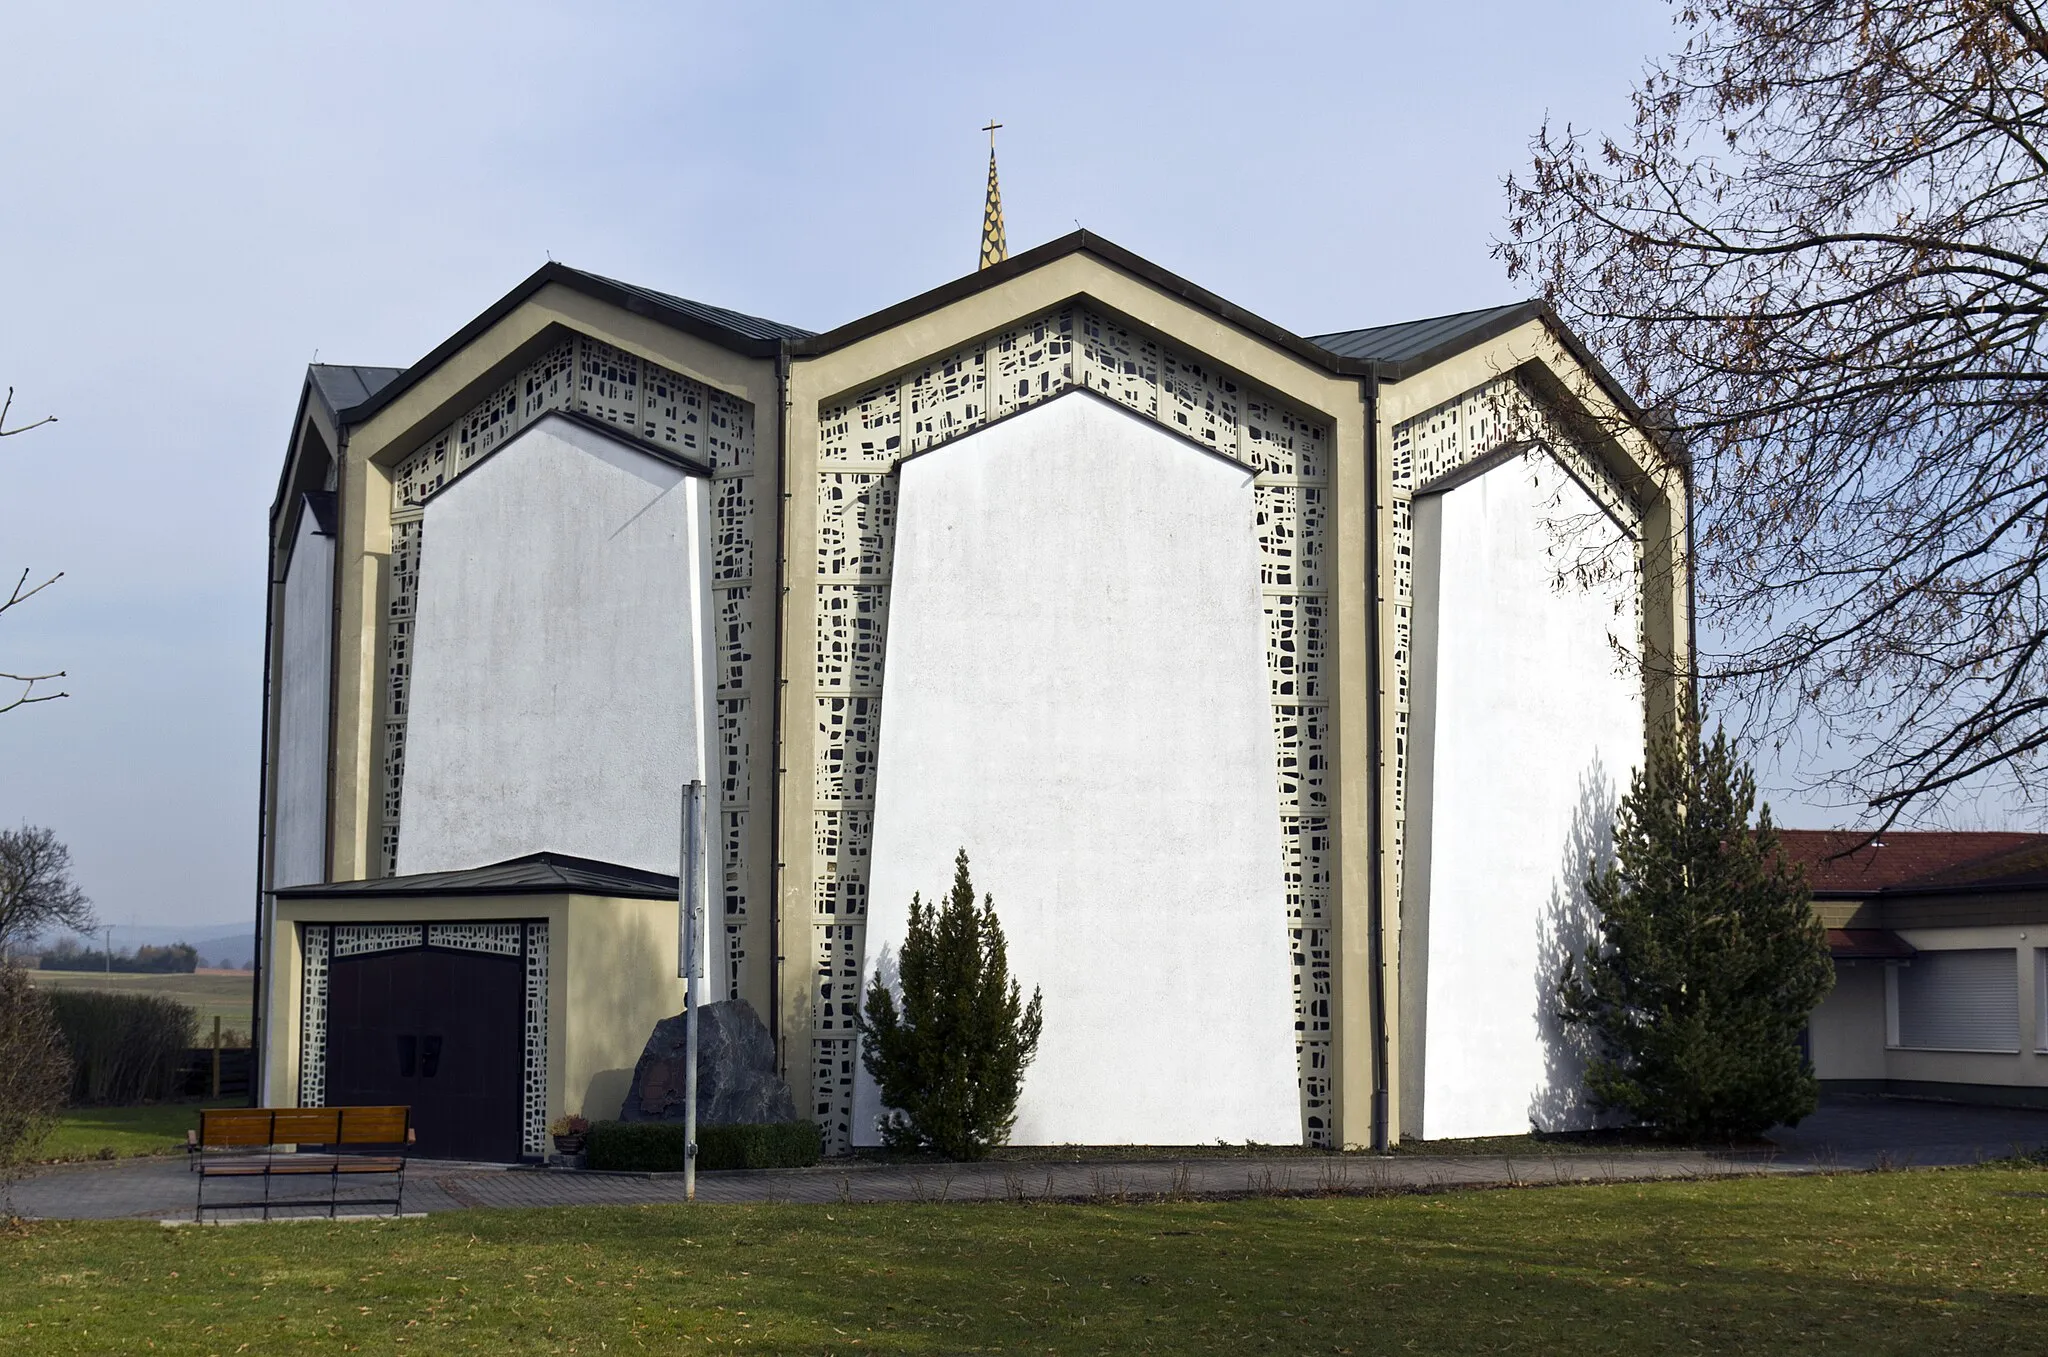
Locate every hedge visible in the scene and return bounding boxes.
[46,990,197,1104]
[586,1119,821,1172]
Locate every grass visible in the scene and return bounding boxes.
[35,1104,233,1164]
[4,1168,2047,1353]
[26,970,252,1037]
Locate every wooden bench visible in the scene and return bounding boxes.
[187,1107,413,1221]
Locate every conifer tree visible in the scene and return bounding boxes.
[859,850,1043,1159]
[1561,713,1832,1138]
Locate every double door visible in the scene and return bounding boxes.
[324,944,525,1162]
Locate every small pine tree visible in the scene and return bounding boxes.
[1561,712,1832,1139]
[858,850,1043,1159]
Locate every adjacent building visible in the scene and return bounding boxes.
[1793,830,2048,1110]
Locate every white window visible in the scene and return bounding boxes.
[1889,949,2020,1053]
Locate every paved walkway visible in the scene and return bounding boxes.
[10,1095,2046,1223]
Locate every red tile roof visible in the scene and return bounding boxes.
[1775,830,2048,895]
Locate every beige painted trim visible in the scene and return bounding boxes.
[1370,392,1403,1147]
[777,387,819,1082]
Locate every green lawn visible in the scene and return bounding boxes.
[36,1104,232,1164]
[25,970,253,1037]
[4,1168,2047,1353]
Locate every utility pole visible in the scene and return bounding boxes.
[679,779,707,1201]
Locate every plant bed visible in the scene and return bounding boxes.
[585,1119,821,1172]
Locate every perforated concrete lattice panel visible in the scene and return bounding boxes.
[813,305,1333,1150]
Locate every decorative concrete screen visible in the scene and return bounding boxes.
[853,394,1302,1146]
[813,306,1333,1150]
[395,414,715,879]
[385,338,760,998]
[1405,444,1642,1139]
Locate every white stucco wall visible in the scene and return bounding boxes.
[1407,448,1642,1140]
[854,393,1301,1147]
[272,508,334,889]
[397,413,717,881]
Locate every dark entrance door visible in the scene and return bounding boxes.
[325,945,525,1162]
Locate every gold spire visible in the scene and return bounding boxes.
[979,120,1007,270]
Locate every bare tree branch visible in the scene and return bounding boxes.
[0,388,55,438]
[2,390,65,714]
[1498,0,2048,828]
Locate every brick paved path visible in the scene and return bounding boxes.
[10,1096,2044,1223]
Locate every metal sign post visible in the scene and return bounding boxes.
[680,779,706,1201]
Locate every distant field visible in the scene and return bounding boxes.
[26,970,253,1035]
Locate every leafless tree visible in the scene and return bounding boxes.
[1,386,64,714]
[1500,2,2048,829]
[0,826,93,956]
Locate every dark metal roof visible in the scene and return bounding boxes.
[274,851,677,901]
[569,268,814,344]
[307,364,404,419]
[1827,928,1917,961]
[1310,304,1538,376]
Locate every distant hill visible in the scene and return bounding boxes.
[42,922,255,971]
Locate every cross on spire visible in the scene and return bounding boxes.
[979,120,1007,271]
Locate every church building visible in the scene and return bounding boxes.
[255,157,1688,1161]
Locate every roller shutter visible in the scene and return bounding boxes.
[1894,949,2019,1052]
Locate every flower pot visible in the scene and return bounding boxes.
[552,1133,587,1156]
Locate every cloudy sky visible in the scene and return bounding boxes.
[5,0,1857,930]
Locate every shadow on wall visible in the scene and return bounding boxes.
[1530,758,1619,1133]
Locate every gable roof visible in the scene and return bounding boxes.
[339,262,812,426]
[1776,829,2048,896]
[786,230,1373,378]
[323,234,1660,456]
[273,850,678,900]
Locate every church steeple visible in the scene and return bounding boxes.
[979,120,1007,270]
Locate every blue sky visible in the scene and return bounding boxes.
[3,0,1847,930]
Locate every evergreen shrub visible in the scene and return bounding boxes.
[859,850,1043,1159]
[585,1119,821,1172]
[1562,711,1833,1139]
